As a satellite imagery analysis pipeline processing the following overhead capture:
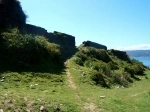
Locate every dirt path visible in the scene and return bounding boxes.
[65,60,77,89]
[66,68,77,89]
[65,60,98,112]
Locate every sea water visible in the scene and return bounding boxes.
[132,57,150,67]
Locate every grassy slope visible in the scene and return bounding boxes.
[0,60,150,112]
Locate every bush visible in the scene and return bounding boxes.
[84,60,112,77]
[108,62,119,70]
[71,56,83,66]
[75,52,87,63]
[80,47,112,63]
[91,71,110,88]
[113,71,133,87]
[124,63,145,76]
[0,28,62,71]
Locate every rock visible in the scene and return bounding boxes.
[55,104,62,111]
[100,96,105,99]
[48,31,76,47]
[24,25,76,60]
[0,109,3,112]
[40,106,47,112]
[26,109,30,112]
[37,98,41,102]
[34,84,38,86]
[24,97,27,102]
[30,84,35,89]
[82,40,107,50]
[115,86,119,88]
[25,24,48,37]
[0,79,4,82]
[110,49,130,62]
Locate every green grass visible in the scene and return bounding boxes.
[0,61,150,112]
[68,61,150,112]
[0,72,80,111]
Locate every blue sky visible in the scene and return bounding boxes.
[20,0,150,50]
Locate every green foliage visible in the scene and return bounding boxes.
[0,28,62,72]
[72,46,147,88]
[84,60,112,77]
[113,71,133,87]
[108,62,119,70]
[74,47,112,63]
[71,57,83,66]
[131,58,141,64]
[91,71,110,88]
[110,49,131,62]
[80,47,112,62]
[74,51,87,62]
[124,63,145,76]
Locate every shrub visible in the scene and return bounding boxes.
[0,28,62,71]
[108,62,119,70]
[91,71,110,88]
[74,47,112,65]
[81,47,112,63]
[113,71,133,87]
[71,56,83,66]
[131,58,141,64]
[124,63,145,76]
[84,60,112,77]
[75,52,87,63]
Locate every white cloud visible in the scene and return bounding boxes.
[116,44,150,50]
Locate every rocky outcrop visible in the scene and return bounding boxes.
[48,31,75,47]
[24,24,76,60]
[110,49,130,62]
[25,24,48,37]
[82,41,107,50]
[24,25,76,48]
[47,31,76,60]
[0,0,26,28]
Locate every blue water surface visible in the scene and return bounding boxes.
[132,57,150,67]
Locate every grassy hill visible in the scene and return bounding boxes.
[0,0,150,111]
[0,29,150,111]
[0,59,150,111]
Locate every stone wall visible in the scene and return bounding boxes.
[82,41,107,50]
[47,31,76,60]
[48,31,75,47]
[25,24,76,48]
[24,24,76,60]
[110,49,130,62]
[25,24,48,37]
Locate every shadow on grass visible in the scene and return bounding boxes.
[0,47,78,78]
[0,61,66,75]
[0,48,77,76]
[131,73,147,81]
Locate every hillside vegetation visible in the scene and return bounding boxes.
[71,46,146,88]
[0,0,150,111]
[0,28,63,72]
